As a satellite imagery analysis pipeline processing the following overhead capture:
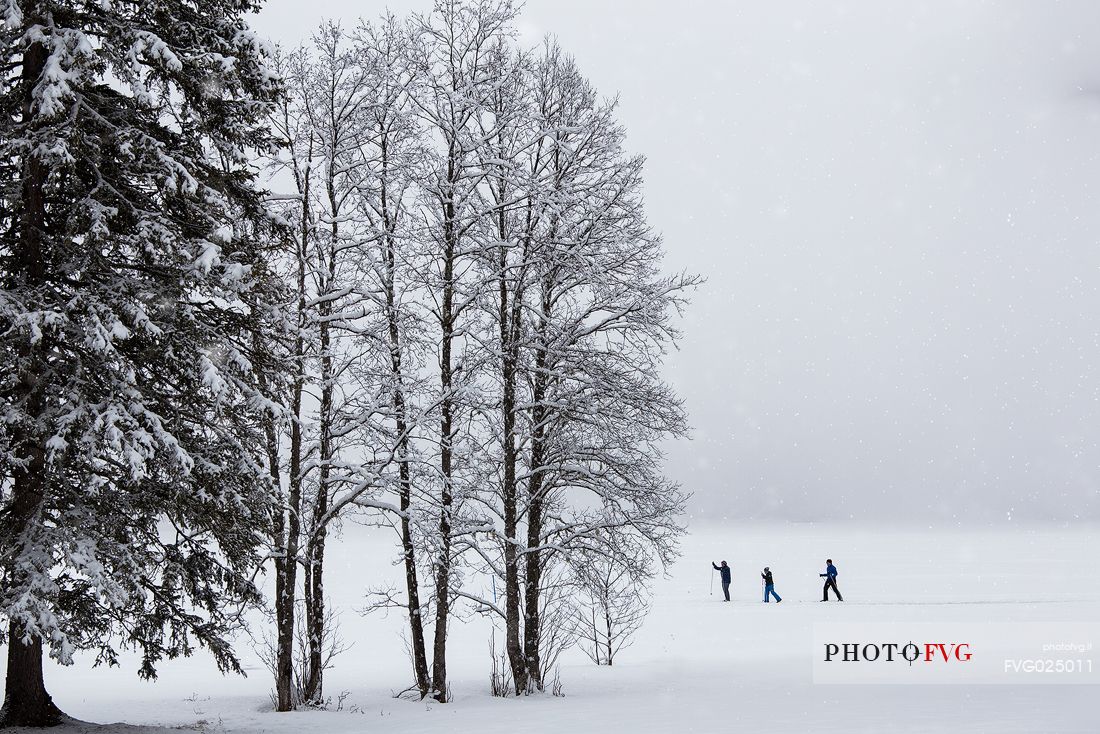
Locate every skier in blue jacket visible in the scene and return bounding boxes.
[820,559,843,601]
[712,560,731,601]
[762,567,782,603]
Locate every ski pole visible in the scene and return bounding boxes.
[710,566,715,596]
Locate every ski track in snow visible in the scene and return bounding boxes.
[5,523,1098,733]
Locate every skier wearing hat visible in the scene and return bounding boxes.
[820,559,843,601]
[712,560,732,601]
[761,567,782,603]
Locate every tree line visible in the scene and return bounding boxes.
[0,0,696,725]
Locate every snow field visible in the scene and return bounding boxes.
[11,522,1098,733]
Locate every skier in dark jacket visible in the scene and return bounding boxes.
[820,559,843,601]
[712,561,731,601]
[762,567,782,603]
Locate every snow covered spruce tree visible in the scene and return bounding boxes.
[0,0,284,726]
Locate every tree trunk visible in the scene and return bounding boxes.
[502,382,525,695]
[605,609,614,666]
[0,36,65,730]
[303,291,333,705]
[302,163,344,705]
[380,145,431,695]
[1,622,63,728]
[431,176,457,704]
[302,520,326,704]
[431,352,453,704]
[269,452,294,711]
[274,180,312,711]
[258,325,293,712]
[522,464,545,689]
[522,427,546,687]
[276,326,304,712]
[397,400,431,698]
[431,301,454,702]
[522,282,552,690]
[2,446,62,728]
[499,237,527,695]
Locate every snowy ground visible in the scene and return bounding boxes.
[7,522,1099,733]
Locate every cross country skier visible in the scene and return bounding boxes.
[820,559,843,601]
[761,567,782,603]
[712,560,731,601]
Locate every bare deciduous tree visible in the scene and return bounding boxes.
[405,0,521,702]
[571,554,651,667]
[262,0,695,706]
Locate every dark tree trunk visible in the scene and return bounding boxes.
[379,142,431,696]
[398,481,426,699]
[2,443,62,728]
[301,515,327,705]
[502,353,526,695]
[522,448,545,689]
[396,398,431,698]
[266,415,295,712]
[497,193,527,694]
[431,331,454,703]
[303,281,333,705]
[273,178,312,711]
[522,281,553,690]
[257,320,293,712]
[399,489,431,699]
[431,284,454,702]
[605,610,614,666]
[431,171,457,704]
[1,622,63,728]
[276,333,304,711]
[302,521,326,704]
[302,509,327,705]
[1,37,65,730]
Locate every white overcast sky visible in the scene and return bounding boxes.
[251,1,1100,523]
